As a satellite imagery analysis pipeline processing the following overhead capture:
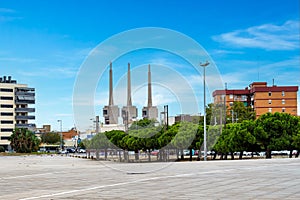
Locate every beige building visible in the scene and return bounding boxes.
[0,76,35,150]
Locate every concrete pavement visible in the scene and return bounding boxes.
[0,155,299,199]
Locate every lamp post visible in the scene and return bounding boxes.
[200,61,209,161]
[57,120,63,150]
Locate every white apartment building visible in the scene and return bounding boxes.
[0,76,35,150]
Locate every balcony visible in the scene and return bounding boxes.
[15,123,36,128]
[15,100,35,104]
[15,115,35,120]
[15,91,35,96]
[15,108,35,113]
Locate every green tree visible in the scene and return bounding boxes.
[214,127,231,160]
[229,101,255,123]
[41,132,61,144]
[129,118,156,130]
[171,122,198,160]
[227,120,256,159]
[255,112,299,159]
[9,128,41,153]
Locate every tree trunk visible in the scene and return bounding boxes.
[124,150,128,162]
[119,150,122,161]
[104,148,108,160]
[220,153,224,160]
[180,149,184,160]
[266,148,272,159]
[189,149,193,161]
[148,150,151,162]
[230,152,234,160]
[96,149,100,160]
[213,152,217,160]
[289,149,293,158]
[135,149,139,161]
[239,151,243,159]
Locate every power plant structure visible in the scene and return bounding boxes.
[121,63,138,125]
[102,62,119,125]
[102,62,158,126]
[142,64,158,120]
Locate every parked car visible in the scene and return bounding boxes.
[58,149,67,154]
[151,150,159,156]
[66,148,75,153]
[79,148,86,153]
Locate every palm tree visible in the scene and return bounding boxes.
[9,128,40,153]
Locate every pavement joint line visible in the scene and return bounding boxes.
[0,172,55,180]
[19,167,256,200]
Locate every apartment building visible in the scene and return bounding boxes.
[213,82,298,118]
[0,76,35,150]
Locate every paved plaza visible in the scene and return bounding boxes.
[0,155,299,200]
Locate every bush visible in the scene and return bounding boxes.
[0,146,5,152]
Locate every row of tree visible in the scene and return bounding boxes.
[83,112,300,161]
[7,102,300,159]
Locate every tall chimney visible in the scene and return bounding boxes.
[109,62,114,106]
[148,64,152,107]
[127,63,132,106]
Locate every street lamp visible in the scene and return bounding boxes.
[57,120,63,150]
[200,61,209,161]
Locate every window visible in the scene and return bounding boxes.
[0,136,10,140]
[268,92,272,96]
[0,96,13,100]
[268,108,272,113]
[282,99,285,104]
[282,108,286,112]
[0,104,13,108]
[229,102,233,106]
[268,99,272,104]
[282,91,285,96]
[0,128,13,132]
[0,88,13,92]
[0,120,13,124]
[229,94,233,99]
[0,112,13,116]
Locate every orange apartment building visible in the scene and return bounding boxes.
[213,82,298,118]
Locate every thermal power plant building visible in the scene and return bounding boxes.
[103,62,119,125]
[122,63,138,124]
[142,64,158,120]
[0,76,35,150]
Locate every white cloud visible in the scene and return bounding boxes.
[213,20,300,50]
[210,49,245,55]
[0,8,15,13]
[0,8,22,22]
[18,66,78,78]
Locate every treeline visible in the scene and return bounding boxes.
[83,112,300,161]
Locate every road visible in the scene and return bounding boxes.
[0,155,299,199]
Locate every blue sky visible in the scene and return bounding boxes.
[0,0,299,131]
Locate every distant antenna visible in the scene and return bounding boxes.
[272,78,275,86]
[225,82,227,90]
